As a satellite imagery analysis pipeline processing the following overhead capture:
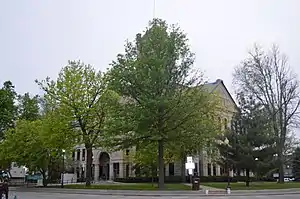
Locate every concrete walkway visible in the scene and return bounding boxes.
[184,183,224,191]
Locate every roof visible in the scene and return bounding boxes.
[204,79,238,110]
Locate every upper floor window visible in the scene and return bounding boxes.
[82,149,86,161]
[224,118,228,130]
[77,149,80,161]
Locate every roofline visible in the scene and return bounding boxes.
[206,79,238,110]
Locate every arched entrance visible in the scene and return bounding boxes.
[99,152,110,180]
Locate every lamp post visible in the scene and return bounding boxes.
[255,158,259,180]
[224,138,230,190]
[61,149,66,188]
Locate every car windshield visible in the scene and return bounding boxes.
[0,171,11,179]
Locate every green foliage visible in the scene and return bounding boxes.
[292,147,300,179]
[0,81,17,139]
[106,18,219,188]
[17,92,40,121]
[133,143,176,177]
[0,107,74,186]
[36,60,120,186]
[217,92,276,186]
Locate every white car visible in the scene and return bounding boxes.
[284,178,290,182]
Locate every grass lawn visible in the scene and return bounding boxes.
[63,183,191,190]
[202,182,300,190]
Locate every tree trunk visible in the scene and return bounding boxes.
[41,170,48,187]
[86,145,93,186]
[278,152,285,183]
[157,139,164,189]
[151,165,155,187]
[181,153,186,183]
[245,169,250,187]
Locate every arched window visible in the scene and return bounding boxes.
[224,118,228,130]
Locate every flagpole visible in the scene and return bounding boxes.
[153,0,156,19]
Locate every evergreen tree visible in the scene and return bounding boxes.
[218,92,275,186]
[292,147,300,179]
[0,81,17,139]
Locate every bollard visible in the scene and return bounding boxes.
[205,189,209,195]
[226,187,231,194]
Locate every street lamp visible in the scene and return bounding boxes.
[223,138,230,190]
[61,149,66,188]
[255,158,259,180]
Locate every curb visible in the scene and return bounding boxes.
[14,188,300,197]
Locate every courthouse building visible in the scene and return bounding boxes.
[72,79,238,181]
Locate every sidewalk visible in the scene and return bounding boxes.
[15,187,300,197]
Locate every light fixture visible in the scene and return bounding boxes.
[224,138,229,145]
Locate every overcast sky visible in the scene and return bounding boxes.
[0,0,299,102]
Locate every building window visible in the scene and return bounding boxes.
[126,164,129,178]
[220,167,225,175]
[76,167,80,179]
[126,149,130,156]
[169,163,175,176]
[77,149,80,161]
[82,149,85,161]
[213,165,217,176]
[195,163,198,175]
[113,162,120,176]
[72,151,75,161]
[207,163,211,176]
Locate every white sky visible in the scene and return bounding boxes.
[0,0,299,135]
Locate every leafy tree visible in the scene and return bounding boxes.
[17,92,40,121]
[0,107,74,186]
[36,61,120,186]
[132,143,175,185]
[0,81,17,139]
[233,45,300,183]
[106,19,218,189]
[292,147,300,179]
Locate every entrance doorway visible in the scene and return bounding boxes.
[99,152,110,180]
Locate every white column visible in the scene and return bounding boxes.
[109,163,114,180]
[216,165,221,176]
[119,162,124,178]
[229,170,234,177]
[210,164,214,176]
[94,164,99,182]
[165,164,169,176]
[202,162,208,176]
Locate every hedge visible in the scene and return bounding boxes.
[114,176,276,183]
[115,176,237,183]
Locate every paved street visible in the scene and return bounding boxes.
[8,191,300,199]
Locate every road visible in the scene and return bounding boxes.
[8,191,300,199]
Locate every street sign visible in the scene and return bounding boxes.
[187,156,193,163]
[185,162,195,169]
[185,156,195,175]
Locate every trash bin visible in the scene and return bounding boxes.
[192,176,200,191]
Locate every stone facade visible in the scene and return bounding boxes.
[72,79,239,181]
[71,144,133,181]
